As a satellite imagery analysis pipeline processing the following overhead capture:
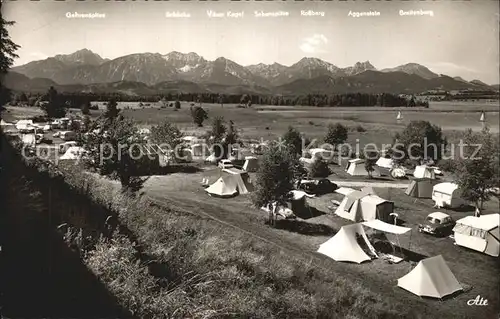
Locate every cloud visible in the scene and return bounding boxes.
[300,34,328,54]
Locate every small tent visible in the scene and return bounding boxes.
[191,143,209,157]
[16,119,34,131]
[60,146,85,160]
[205,176,239,198]
[205,154,218,164]
[334,189,393,222]
[243,156,259,172]
[317,223,377,263]
[413,165,436,179]
[405,179,435,198]
[222,168,254,194]
[375,157,393,176]
[21,133,36,146]
[453,214,499,257]
[432,182,465,208]
[345,158,369,176]
[397,255,462,299]
[288,190,314,215]
[307,148,334,162]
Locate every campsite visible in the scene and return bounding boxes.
[2,102,499,318]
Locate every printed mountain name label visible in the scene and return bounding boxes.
[207,10,244,18]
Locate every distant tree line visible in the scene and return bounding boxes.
[8,90,429,108]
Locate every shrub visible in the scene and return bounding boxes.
[355,125,366,132]
[309,159,330,178]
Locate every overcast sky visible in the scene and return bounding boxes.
[3,1,499,84]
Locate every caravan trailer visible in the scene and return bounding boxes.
[60,131,77,141]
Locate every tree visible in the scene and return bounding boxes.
[0,17,20,77]
[455,127,499,213]
[82,117,148,195]
[309,159,330,178]
[150,120,183,160]
[324,123,348,150]
[218,94,224,107]
[209,116,227,158]
[363,150,378,179]
[240,94,250,106]
[282,126,303,155]
[104,99,120,121]
[395,121,446,164]
[81,101,91,115]
[223,120,239,158]
[191,106,208,127]
[40,86,66,118]
[252,143,305,226]
[174,100,181,109]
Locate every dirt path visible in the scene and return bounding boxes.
[334,180,409,189]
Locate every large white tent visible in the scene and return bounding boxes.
[375,157,394,176]
[453,214,499,257]
[205,168,254,197]
[397,255,462,299]
[317,223,377,264]
[345,158,369,176]
[432,182,466,208]
[413,165,436,179]
[334,189,393,222]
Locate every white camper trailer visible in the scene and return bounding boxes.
[432,182,466,208]
[60,131,77,141]
[453,214,499,257]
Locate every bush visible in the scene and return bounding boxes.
[355,125,366,132]
[308,159,330,178]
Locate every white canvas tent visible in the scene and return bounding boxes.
[375,157,394,176]
[307,148,334,162]
[397,255,462,299]
[60,146,85,160]
[334,189,393,222]
[413,165,436,179]
[317,223,377,264]
[405,179,435,198]
[205,168,254,197]
[243,156,259,172]
[205,154,218,164]
[21,134,36,146]
[453,214,499,257]
[205,176,238,197]
[345,158,369,176]
[432,182,466,208]
[16,120,34,131]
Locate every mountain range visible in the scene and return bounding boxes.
[6,49,499,95]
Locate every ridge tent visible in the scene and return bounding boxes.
[405,178,435,198]
[205,154,218,164]
[191,143,209,157]
[375,157,393,176]
[205,175,238,198]
[243,156,259,172]
[307,148,334,162]
[432,182,466,208]
[221,168,254,194]
[345,158,369,176]
[413,165,436,179]
[317,223,377,263]
[397,255,462,299]
[334,189,393,222]
[453,214,499,257]
[16,120,33,131]
[60,146,85,160]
